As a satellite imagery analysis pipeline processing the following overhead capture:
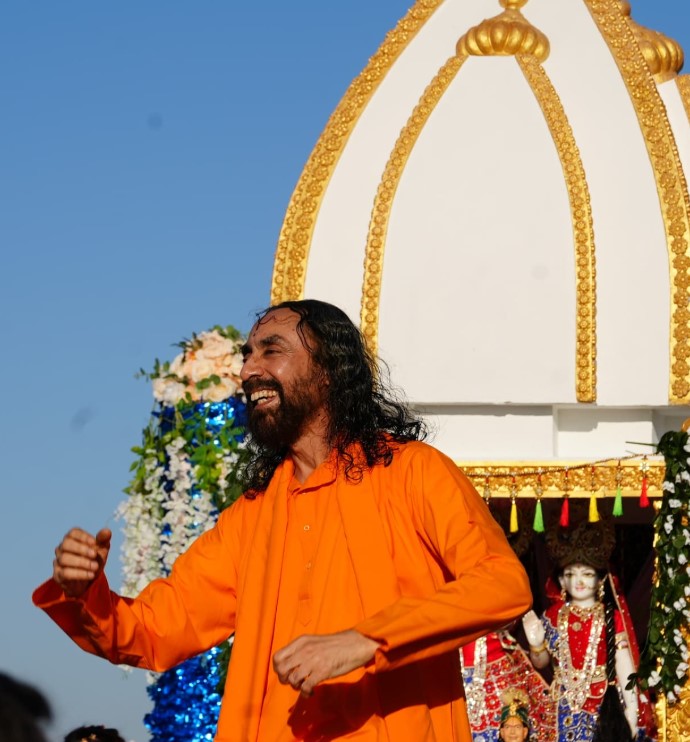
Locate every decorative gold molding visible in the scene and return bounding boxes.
[457,0,549,62]
[620,0,685,83]
[270,0,445,305]
[655,685,690,741]
[360,54,466,353]
[517,55,597,402]
[585,0,690,404]
[678,75,690,126]
[457,458,664,498]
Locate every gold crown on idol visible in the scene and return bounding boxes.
[546,517,616,571]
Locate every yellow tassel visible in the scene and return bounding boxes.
[589,493,600,522]
[510,498,518,533]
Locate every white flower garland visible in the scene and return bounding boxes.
[118,326,247,598]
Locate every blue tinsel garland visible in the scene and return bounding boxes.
[145,647,223,740]
[142,397,246,740]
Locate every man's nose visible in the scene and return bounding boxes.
[240,355,261,381]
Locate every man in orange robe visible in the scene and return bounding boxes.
[34,300,532,741]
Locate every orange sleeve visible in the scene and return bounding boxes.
[32,505,241,672]
[355,443,532,671]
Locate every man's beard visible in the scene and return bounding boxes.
[247,375,326,450]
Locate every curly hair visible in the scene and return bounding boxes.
[241,299,427,493]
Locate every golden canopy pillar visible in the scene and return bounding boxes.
[272,1,690,736]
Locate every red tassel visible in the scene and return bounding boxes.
[640,476,650,508]
[560,496,570,527]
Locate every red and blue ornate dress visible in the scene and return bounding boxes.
[461,630,555,742]
[542,598,654,741]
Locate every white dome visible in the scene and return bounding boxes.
[272,0,690,462]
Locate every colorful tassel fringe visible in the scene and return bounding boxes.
[613,485,623,517]
[640,476,650,508]
[560,496,570,527]
[588,493,600,522]
[533,500,544,533]
[510,499,518,533]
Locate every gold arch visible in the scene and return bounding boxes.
[585,0,690,404]
[270,0,445,305]
[517,55,597,402]
[678,75,690,126]
[361,30,598,403]
[359,53,466,350]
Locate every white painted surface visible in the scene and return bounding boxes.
[419,405,556,460]
[378,56,576,404]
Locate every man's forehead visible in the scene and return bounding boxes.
[250,308,298,335]
[246,308,316,351]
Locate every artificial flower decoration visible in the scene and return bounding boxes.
[151,327,244,406]
[117,325,248,740]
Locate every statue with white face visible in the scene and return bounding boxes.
[558,563,600,607]
[521,559,642,741]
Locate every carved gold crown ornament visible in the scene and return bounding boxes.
[619,0,684,83]
[456,0,550,62]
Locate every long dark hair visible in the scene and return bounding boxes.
[241,299,427,493]
[592,575,634,742]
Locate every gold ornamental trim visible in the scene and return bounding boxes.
[517,54,597,402]
[585,0,690,404]
[457,0,550,63]
[270,0,445,305]
[655,683,690,740]
[360,54,466,353]
[457,458,664,499]
[621,0,684,83]
[678,75,690,126]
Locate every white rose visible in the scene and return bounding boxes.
[188,358,216,383]
[196,330,234,360]
[228,352,244,377]
[168,353,185,377]
[202,377,238,402]
[153,377,186,405]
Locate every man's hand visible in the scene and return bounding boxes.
[273,629,380,697]
[53,527,112,598]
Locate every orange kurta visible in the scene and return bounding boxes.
[33,441,532,741]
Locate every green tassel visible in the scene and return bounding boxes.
[533,499,545,533]
[613,485,623,517]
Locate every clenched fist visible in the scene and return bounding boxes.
[53,527,111,597]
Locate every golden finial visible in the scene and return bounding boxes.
[457,0,549,62]
[620,0,684,82]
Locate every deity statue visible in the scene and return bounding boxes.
[521,519,654,742]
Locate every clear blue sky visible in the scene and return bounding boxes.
[2,1,687,739]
